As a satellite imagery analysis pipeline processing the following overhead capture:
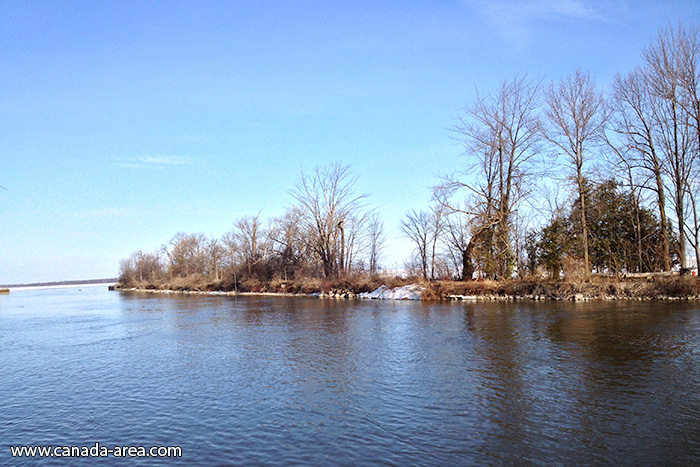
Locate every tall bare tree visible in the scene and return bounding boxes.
[436,76,542,278]
[643,24,699,269]
[610,68,671,270]
[291,163,366,278]
[544,69,607,276]
[676,25,700,268]
[401,209,432,280]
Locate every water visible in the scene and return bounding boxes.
[1,286,699,466]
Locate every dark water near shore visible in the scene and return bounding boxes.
[1,286,699,466]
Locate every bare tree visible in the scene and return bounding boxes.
[675,25,700,268]
[268,207,307,280]
[291,162,366,278]
[643,25,699,269]
[610,68,671,270]
[234,212,270,277]
[604,142,646,271]
[163,232,209,278]
[119,250,164,285]
[428,205,446,280]
[220,230,238,272]
[207,238,223,281]
[340,211,370,274]
[366,212,386,276]
[401,209,432,280]
[436,76,542,278]
[401,205,444,280]
[676,25,700,148]
[544,69,607,276]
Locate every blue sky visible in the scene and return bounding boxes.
[1,0,699,283]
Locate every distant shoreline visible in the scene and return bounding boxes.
[1,278,117,291]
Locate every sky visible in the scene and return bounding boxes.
[1,0,699,284]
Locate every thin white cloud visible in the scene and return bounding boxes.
[114,155,192,169]
[464,0,601,21]
[532,0,601,20]
[462,0,604,52]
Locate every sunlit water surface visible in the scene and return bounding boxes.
[1,286,699,465]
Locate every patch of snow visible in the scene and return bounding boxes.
[358,284,424,300]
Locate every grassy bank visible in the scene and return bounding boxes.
[115,274,700,301]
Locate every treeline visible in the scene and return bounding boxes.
[120,24,700,289]
[403,178,677,281]
[119,163,388,290]
[412,24,700,280]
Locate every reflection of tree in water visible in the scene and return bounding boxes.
[549,302,698,463]
[462,302,558,463]
[461,301,700,463]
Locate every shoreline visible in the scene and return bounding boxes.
[113,286,313,298]
[112,276,700,301]
[9,282,117,293]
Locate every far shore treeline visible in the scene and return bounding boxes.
[118,25,700,296]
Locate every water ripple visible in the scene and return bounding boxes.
[1,290,699,465]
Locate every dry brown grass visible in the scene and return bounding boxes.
[421,276,700,300]
[118,272,700,300]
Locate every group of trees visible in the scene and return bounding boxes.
[121,25,700,287]
[404,24,700,280]
[529,179,673,278]
[119,163,387,288]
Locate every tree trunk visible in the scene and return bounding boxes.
[462,243,474,281]
[676,183,688,269]
[655,171,671,271]
[338,221,345,276]
[430,250,435,280]
[635,201,643,272]
[578,173,590,277]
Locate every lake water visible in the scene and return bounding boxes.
[1,286,699,466]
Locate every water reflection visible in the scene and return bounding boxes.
[1,288,698,466]
[460,301,700,464]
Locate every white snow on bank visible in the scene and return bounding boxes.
[358,284,424,300]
